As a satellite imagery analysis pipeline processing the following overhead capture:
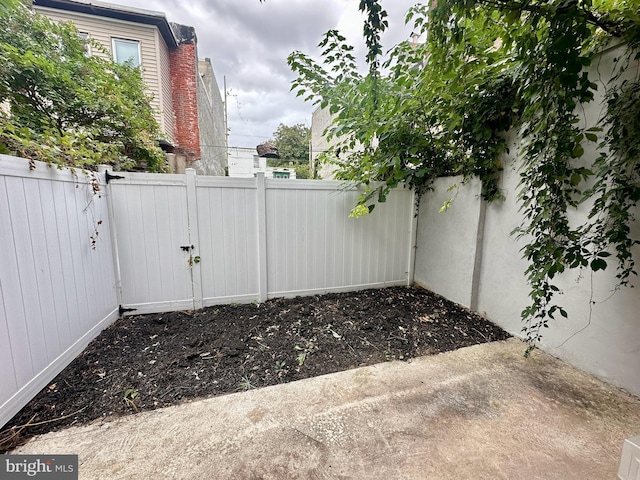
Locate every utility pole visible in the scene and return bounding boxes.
[223,75,229,151]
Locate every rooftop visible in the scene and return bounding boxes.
[33,0,179,47]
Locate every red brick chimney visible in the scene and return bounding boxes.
[169,24,201,160]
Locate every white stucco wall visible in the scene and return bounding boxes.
[478,154,640,394]
[414,177,482,308]
[416,156,640,396]
[414,45,640,396]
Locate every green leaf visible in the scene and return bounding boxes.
[570,173,581,186]
[585,132,598,142]
[572,144,585,158]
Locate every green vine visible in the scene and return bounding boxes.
[288,0,640,351]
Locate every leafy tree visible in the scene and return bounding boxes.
[0,5,166,171]
[288,0,640,349]
[293,163,311,179]
[0,0,20,17]
[269,123,310,166]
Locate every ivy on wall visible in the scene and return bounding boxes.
[288,0,640,350]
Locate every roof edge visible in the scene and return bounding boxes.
[33,0,179,48]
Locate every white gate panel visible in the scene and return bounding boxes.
[110,174,194,313]
[196,177,260,305]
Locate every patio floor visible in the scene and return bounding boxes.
[13,338,640,479]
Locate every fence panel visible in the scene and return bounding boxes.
[110,172,415,313]
[264,180,413,297]
[0,155,118,428]
[108,174,195,314]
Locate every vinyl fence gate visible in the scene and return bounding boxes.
[107,169,417,316]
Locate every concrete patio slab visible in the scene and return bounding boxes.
[12,339,640,479]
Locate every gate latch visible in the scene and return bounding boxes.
[180,244,194,252]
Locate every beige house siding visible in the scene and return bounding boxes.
[34,6,173,140]
[157,31,175,143]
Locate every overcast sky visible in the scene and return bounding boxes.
[111,0,420,149]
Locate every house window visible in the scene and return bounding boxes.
[112,38,141,67]
[78,32,91,57]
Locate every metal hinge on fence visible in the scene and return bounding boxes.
[119,305,136,316]
[105,171,125,184]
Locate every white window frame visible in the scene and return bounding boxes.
[111,38,141,67]
[78,32,92,57]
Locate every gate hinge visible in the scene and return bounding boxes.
[105,171,126,184]
[119,305,137,316]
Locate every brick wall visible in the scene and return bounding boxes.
[169,41,201,159]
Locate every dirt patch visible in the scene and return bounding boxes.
[1,286,509,452]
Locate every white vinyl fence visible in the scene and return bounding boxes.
[0,155,119,428]
[108,170,416,315]
[1,156,415,427]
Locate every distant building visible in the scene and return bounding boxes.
[311,105,370,181]
[34,0,227,175]
[227,147,265,178]
[227,147,296,179]
[311,106,342,180]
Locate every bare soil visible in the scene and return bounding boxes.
[1,286,509,452]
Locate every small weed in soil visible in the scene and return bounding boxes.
[0,286,509,452]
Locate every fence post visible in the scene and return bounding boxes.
[98,164,123,309]
[408,188,418,286]
[185,168,203,310]
[256,172,268,302]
